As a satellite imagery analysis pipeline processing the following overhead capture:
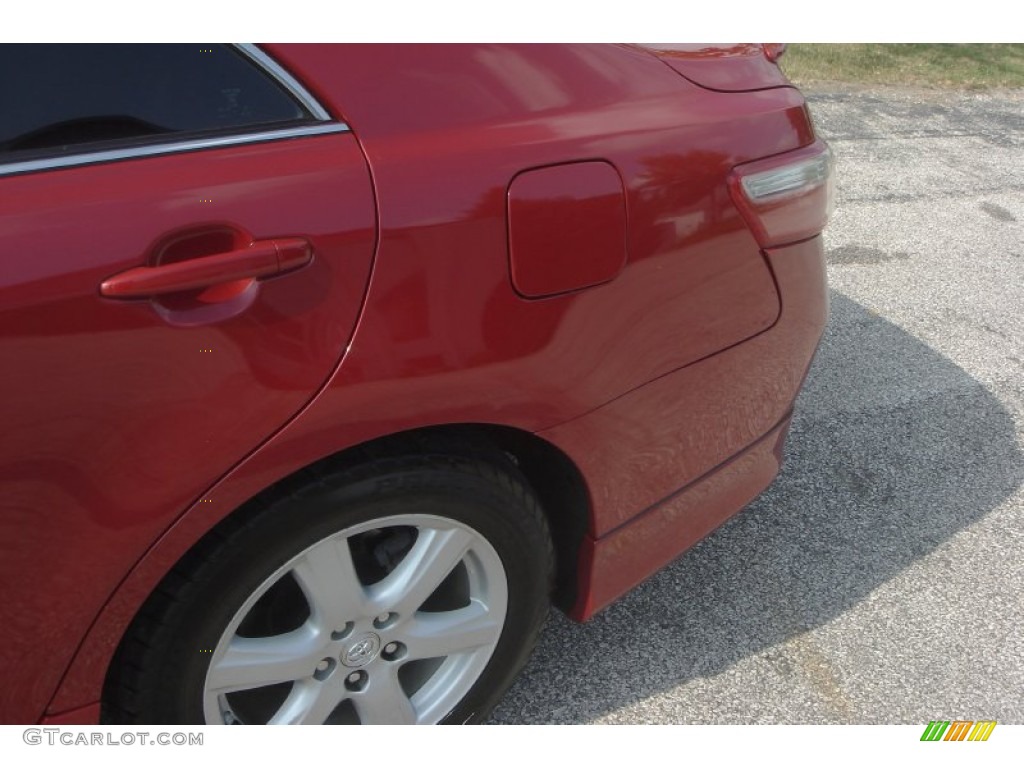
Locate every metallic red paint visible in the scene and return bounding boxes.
[553,236,828,616]
[39,703,103,726]
[0,134,377,722]
[99,237,313,299]
[508,161,627,298]
[639,43,793,92]
[0,44,828,724]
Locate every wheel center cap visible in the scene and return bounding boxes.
[341,632,381,667]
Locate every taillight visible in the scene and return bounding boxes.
[728,140,834,248]
[762,44,787,63]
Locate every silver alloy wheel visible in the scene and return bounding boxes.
[202,514,508,724]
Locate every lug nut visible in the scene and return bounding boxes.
[331,621,354,641]
[313,657,336,681]
[381,641,406,661]
[344,670,369,692]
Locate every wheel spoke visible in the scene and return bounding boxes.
[270,679,346,725]
[402,601,503,660]
[203,513,510,724]
[368,526,472,616]
[352,668,417,724]
[291,535,366,631]
[206,629,322,693]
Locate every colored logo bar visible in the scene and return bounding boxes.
[921,720,997,741]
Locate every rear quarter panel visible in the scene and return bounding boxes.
[44,44,817,717]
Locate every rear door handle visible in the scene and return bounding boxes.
[100,237,312,299]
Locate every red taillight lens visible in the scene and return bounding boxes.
[728,140,834,248]
[762,43,787,63]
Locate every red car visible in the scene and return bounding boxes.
[0,43,830,725]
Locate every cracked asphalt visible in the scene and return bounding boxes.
[490,85,1024,724]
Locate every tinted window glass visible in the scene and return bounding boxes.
[0,44,310,157]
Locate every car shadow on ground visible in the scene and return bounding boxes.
[490,289,1023,723]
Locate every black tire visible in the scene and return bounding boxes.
[104,447,553,724]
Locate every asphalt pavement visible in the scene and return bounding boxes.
[490,84,1024,724]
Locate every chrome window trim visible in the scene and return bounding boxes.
[0,43,347,177]
[0,123,350,178]
[233,44,333,121]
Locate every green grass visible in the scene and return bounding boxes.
[781,44,1024,89]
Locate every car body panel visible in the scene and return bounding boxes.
[0,133,377,722]
[0,44,828,723]
[637,43,794,92]
[507,160,628,298]
[266,43,809,417]
[553,236,828,616]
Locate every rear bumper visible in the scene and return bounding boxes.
[540,235,828,620]
[572,412,793,619]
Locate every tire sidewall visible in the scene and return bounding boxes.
[143,461,550,724]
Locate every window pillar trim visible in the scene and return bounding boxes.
[233,44,334,122]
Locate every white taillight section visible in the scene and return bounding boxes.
[729,140,834,248]
[741,149,831,200]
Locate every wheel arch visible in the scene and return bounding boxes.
[191,422,592,613]
[47,421,592,720]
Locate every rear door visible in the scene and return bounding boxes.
[0,44,376,720]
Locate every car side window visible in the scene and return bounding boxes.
[0,44,313,161]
